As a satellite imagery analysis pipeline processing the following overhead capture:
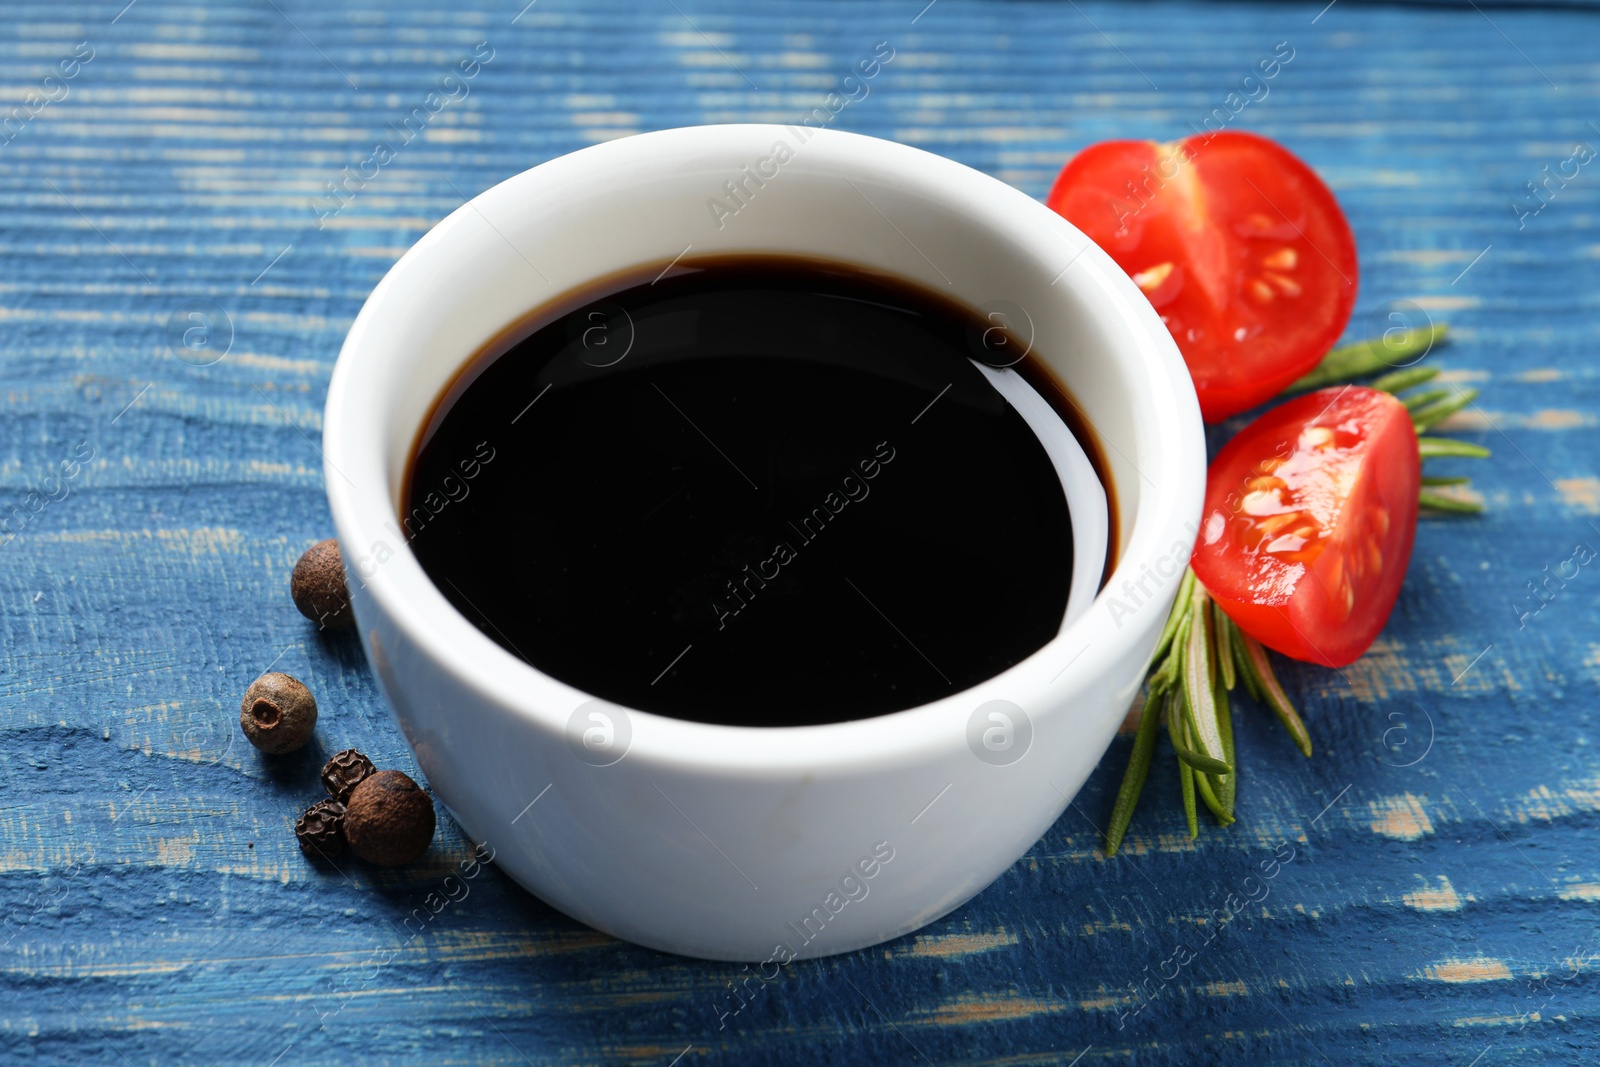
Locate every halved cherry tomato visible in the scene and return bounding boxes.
[1046,131,1358,422]
[1191,386,1418,667]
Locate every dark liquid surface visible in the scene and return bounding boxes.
[406,257,1085,726]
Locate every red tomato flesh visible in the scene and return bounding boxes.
[1046,131,1359,422]
[1191,386,1418,667]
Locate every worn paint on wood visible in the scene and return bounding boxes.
[2,1,1599,1063]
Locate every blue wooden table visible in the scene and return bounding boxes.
[4,1,1598,1062]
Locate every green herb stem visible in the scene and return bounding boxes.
[1401,388,1452,412]
[1171,733,1233,776]
[1290,323,1449,392]
[1229,617,1264,703]
[1369,366,1440,394]
[1171,703,1199,839]
[1238,632,1313,757]
[1150,609,1190,695]
[1212,599,1236,692]
[1182,585,1228,768]
[1418,436,1491,459]
[1215,680,1236,815]
[1194,763,1235,825]
[1419,488,1485,513]
[1411,388,1479,434]
[1149,567,1196,667]
[1104,689,1165,856]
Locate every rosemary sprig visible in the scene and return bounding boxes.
[1104,321,1492,853]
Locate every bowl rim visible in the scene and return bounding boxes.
[324,123,1203,775]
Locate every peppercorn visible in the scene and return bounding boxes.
[321,748,376,803]
[295,799,348,859]
[344,770,435,867]
[291,539,354,630]
[239,672,318,754]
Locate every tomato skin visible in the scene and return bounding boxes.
[1046,132,1358,423]
[1191,387,1418,667]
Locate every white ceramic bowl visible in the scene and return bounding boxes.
[324,124,1203,961]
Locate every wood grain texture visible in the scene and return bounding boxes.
[2,0,1598,1063]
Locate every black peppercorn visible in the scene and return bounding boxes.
[291,539,354,630]
[295,799,348,859]
[240,672,318,754]
[321,748,376,803]
[345,770,435,867]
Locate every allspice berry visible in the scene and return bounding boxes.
[291,539,354,630]
[295,799,348,859]
[240,672,318,754]
[321,748,376,803]
[344,770,435,867]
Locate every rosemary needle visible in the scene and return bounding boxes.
[1103,688,1164,856]
[1169,696,1199,840]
